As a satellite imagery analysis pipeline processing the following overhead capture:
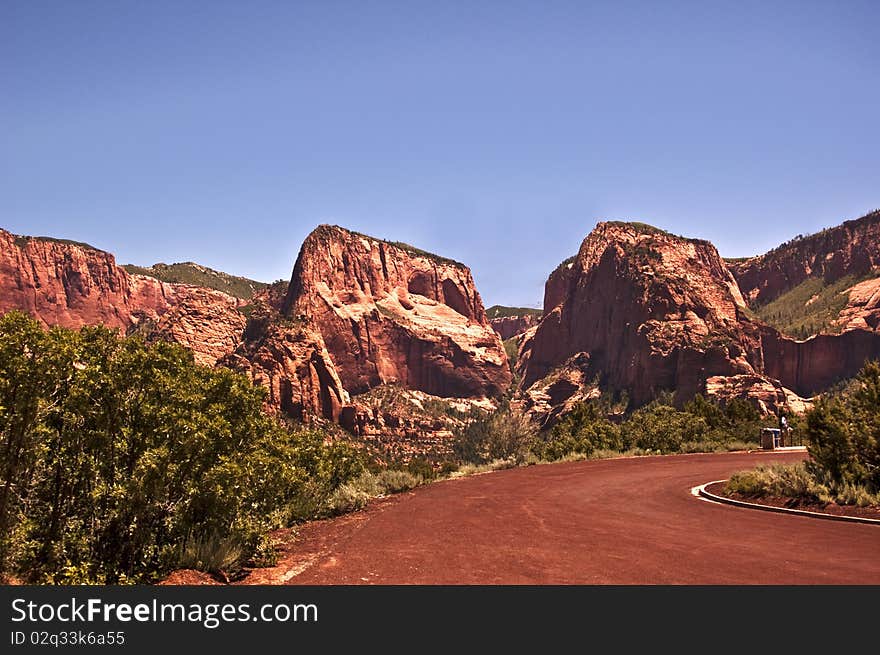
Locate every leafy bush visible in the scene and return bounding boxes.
[805,360,880,490]
[725,462,880,508]
[726,463,823,500]
[453,401,537,464]
[321,469,424,516]
[0,312,363,583]
[535,400,622,460]
[622,403,710,453]
[725,360,880,508]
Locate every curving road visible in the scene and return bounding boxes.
[246,451,880,585]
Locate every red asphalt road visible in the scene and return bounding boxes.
[251,451,880,585]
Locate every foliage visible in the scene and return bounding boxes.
[535,400,622,460]
[340,226,464,267]
[453,401,537,465]
[805,360,880,491]
[754,272,878,339]
[122,262,268,300]
[503,337,520,373]
[725,462,880,508]
[621,403,710,453]
[605,221,671,236]
[486,305,542,319]
[726,360,880,508]
[322,469,424,516]
[13,234,100,251]
[0,312,362,583]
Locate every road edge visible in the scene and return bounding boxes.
[692,480,880,526]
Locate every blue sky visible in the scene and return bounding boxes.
[2,1,878,307]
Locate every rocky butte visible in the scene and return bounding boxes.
[0,229,246,366]
[4,210,880,452]
[517,222,796,423]
[0,225,510,457]
[222,225,511,456]
[517,215,880,425]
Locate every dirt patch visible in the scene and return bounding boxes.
[157,569,224,585]
[706,482,880,521]
[238,494,406,585]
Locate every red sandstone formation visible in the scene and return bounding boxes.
[489,313,540,340]
[520,218,880,421]
[728,209,880,306]
[1,230,146,330]
[281,225,510,400]
[518,222,772,410]
[759,326,880,397]
[836,276,880,333]
[1,225,509,444]
[0,229,246,366]
[8,211,880,440]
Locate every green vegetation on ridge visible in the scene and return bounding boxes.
[754,271,879,339]
[335,225,465,267]
[122,262,269,300]
[13,234,101,252]
[486,305,543,319]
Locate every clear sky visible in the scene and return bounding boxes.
[2,1,878,307]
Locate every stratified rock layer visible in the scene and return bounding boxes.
[490,314,540,340]
[729,209,880,306]
[282,225,510,400]
[519,222,769,408]
[0,229,245,365]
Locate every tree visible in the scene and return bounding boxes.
[0,312,363,583]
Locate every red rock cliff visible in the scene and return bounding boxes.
[729,209,880,306]
[490,314,540,340]
[519,222,771,408]
[282,225,510,400]
[0,229,245,366]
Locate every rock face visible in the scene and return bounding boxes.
[760,326,880,397]
[281,225,510,400]
[729,209,880,306]
[704,374,812,416]
[519,218,880,422]
[337,385,496,461]
[0,229,246,366]
[1,225,509,450]
[140,285,246,366]
[489,313,540,340]
[519,222,771,411]
[0,230,148,330]
[836,276,880,333]
[724,209,880,396]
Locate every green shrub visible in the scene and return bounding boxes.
[805,360,880,490]
[176,534,243,576]
[726,361,880,508]
[406,457,437,481]
[374,469,423,493]
[453,401,537,464]
[725,462,880,508]
[622,403,709,453]
[726,463,822,500]
[536,400,622,460]
[0,312,363,583]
